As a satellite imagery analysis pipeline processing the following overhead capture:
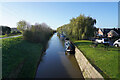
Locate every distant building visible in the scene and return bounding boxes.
[11,28,19,32]
[96,28,120,37]
[113,28,120,36]
[97,28,103,36]
[97,28,112,37]
[107,30,119,37]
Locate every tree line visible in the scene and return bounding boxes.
[0,26,21,35]
[0,26,11,35]
[57,14,97,40]
[17,20,55,43]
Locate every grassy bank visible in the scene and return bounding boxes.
[0,33,21,38]
[2,36,47,78]
[74,40,120,79]
[0,35,7,38]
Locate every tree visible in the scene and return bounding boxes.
[17,20,28,32]
[57,14,97,40]
[0,26,11,35]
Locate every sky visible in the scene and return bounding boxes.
[0,2,118,30]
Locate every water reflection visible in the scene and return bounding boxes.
[35,33,83,78]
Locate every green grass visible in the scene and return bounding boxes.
[74,40,120,79]
[0,35,7,38]
[1,36,46,78]
[0,33,21,38]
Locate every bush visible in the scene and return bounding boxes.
[11,31,22,35]
[16,31,22,34]
[23,30,33,42]
[11,31,16,34]
[23,23,53,43]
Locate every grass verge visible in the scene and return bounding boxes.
[74,40,120,80]
[1,36,47,78]
[0,33,21,38]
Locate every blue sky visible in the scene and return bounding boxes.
[0,2,118,29]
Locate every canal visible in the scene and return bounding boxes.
[35,33,83,78]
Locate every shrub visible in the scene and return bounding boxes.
[23,23,53,43]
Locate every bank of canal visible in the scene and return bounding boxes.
[35,33,84,78]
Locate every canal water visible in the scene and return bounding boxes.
[35,33,83,78]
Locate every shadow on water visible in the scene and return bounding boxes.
[35,33,84,79]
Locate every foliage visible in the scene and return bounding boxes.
[0,26,11,35]
[23,22,53,43]
[0,32,22,38]
[2,36,45,78]
[74,40,120,79]
[57,14,96,40]
[0,34,8,38]
[17,20,30,32]
[11,31,22,35]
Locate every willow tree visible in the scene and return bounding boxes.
[57,14,96,40]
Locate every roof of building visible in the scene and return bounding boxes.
[108,30,119,36]
[99,28,120,35]
[11,28,19,31]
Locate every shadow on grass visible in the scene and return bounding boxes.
[74,42,92,46]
